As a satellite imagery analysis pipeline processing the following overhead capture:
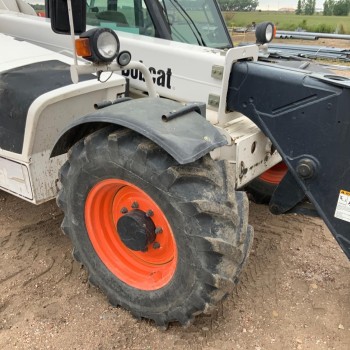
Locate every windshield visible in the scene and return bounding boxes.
[160,0,231,48]
[86,0,232,49]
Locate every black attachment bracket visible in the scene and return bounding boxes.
[228,60,350,259]
[269,171,306,215]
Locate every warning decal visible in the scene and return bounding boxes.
[334,190,350,223]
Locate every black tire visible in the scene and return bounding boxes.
[245,177,277,204]
[245,162,288,204]
[57,126,253,326]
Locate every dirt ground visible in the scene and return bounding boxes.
[0,188,349,350]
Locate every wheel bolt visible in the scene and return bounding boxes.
[120,207,128,214]
[153,242,160,249]
[155,227,163,234]
[146,210,154,217]
[131,201,139,209]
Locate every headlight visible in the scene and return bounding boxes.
[117,51,132,67]
[255,22,276,44]
[75,28,120,63]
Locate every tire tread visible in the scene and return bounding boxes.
[58,126,253,327]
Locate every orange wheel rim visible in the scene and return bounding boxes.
[85,179,177,290]
[259,162,288,185]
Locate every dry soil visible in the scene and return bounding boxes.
[0,189,349,350]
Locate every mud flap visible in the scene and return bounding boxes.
[228,61,350,259]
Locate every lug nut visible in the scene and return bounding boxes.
[131,201,139,209]
[153,242,160,249]
[120,207,128,214]
[146,210,154,217]
[155,227,163,234]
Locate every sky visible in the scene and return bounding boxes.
[258,0,324,10]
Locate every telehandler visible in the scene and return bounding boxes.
[0,0,349,326]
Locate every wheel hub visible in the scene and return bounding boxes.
[85,178,177,290]
[117,209,156,251]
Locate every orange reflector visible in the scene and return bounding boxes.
[273,25,277,39]
[75,38,91,57]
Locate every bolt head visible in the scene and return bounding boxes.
[146,210,154,217]
[155,227,163,234]
[131,201,139,209]
[296,159,316,179]
[153,242,160,249]
[297,164,311,177]
[269,204,281,215]
[120,207,128,214]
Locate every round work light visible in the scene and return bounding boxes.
[117,51,132,67]
[76,28,120,64]
[255,22,276,44]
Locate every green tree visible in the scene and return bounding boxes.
[333,0,350,15]
[218,0,259,11]
[217,0,232,10]
[323,0,335,15]
[304,0,316,14]
[296,0,303,14]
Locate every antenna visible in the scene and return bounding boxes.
[67,0,78,66]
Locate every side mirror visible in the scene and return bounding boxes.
[50,0,86,35]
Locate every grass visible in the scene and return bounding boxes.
[223,11,350,34]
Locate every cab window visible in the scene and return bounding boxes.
[86,0,155,36]
[85,0,232,49]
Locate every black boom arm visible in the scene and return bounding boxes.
[227,61,350,259]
